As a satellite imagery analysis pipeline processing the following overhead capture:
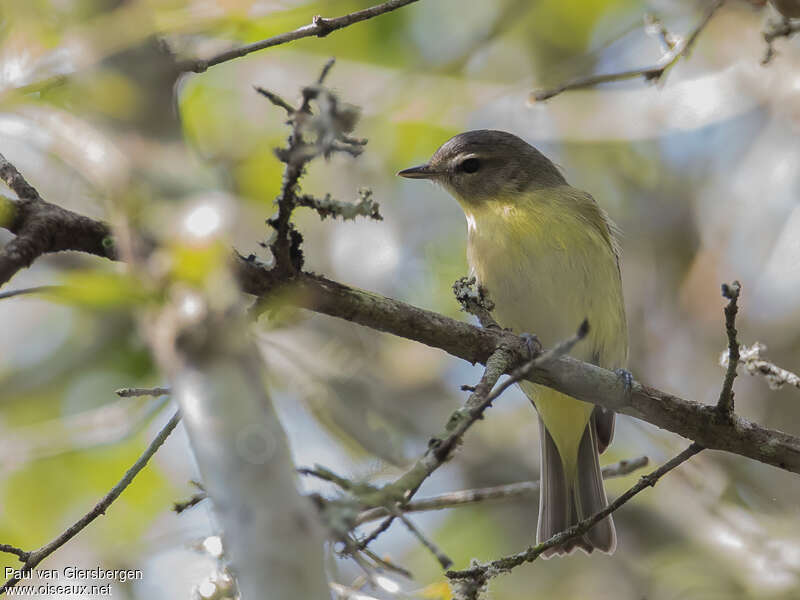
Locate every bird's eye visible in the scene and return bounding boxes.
[459,158,481,174]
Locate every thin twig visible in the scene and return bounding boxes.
[530,0,725,102]
[0,412,181,595]
[355,542,413,579]
[181,0,421,73]
[317,57,337,84]
[0,545,28,561]
[762,17,800,64]
[173,493,207,514]
[253,87,296,114]
[644,14,677,52]
[355,456,649,524]
[115,386,171,398]
[297,465,356,490]
[355,346,516,550]
[356,515,395,551]
[717,281,741,416]
[398,512,453,569]
[356,321,588,550]
[173,481,207,514]
[0,285,59,300]
[446,443,703,585]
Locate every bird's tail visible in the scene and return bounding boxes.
[537,416,616,557]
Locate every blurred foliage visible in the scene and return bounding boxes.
[2,0,800,599]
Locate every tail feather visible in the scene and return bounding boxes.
[537,416,616,558]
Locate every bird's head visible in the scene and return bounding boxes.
[397,130,566,205]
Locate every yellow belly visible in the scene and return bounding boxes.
[463,191,627,470]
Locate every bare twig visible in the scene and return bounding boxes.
[530,0,725,102]
[717,281,741,416]
[181,0,421,73]
[446,443,703,587]
[351,540,413,579]
[644,14,677,52]
[115,386,171,398]
[398,513,453,569]
[0,285,59,300]
[254,86,296,114]
[355,345,518,550]
[355,456,649,524]
[762,17,800,64]
[0,545,28,560]
[356,321,587,551]
[173,481,207,514]
[722,342,800,392]
[0,412,181,595]
[297,465,359,490]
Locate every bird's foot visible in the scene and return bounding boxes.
[520,333,542,361]
[615,368,633,398]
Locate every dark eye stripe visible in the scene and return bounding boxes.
[460,158,481,173]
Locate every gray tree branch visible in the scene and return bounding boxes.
[2,170,799,476]
[236,262,800,475]
[446,443,703,598]
[355,455,649,524]
[180,0,421,73]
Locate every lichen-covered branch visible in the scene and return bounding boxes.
[722,342,800,392]
[237,259,800,476]
[347,323,586,557]
[453,276,500,329]
[3,154,800,477]
[257,60,370,276]
[353,345,518,550]
[297,188,382,221]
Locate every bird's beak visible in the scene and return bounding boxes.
[397,163,436,179]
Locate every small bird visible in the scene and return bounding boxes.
[399,130,627,556]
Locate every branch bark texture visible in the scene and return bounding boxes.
[2,154,799,477]
[0,153,115,287]
[237,260,800,476]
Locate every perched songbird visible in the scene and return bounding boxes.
[399,130,627,556]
